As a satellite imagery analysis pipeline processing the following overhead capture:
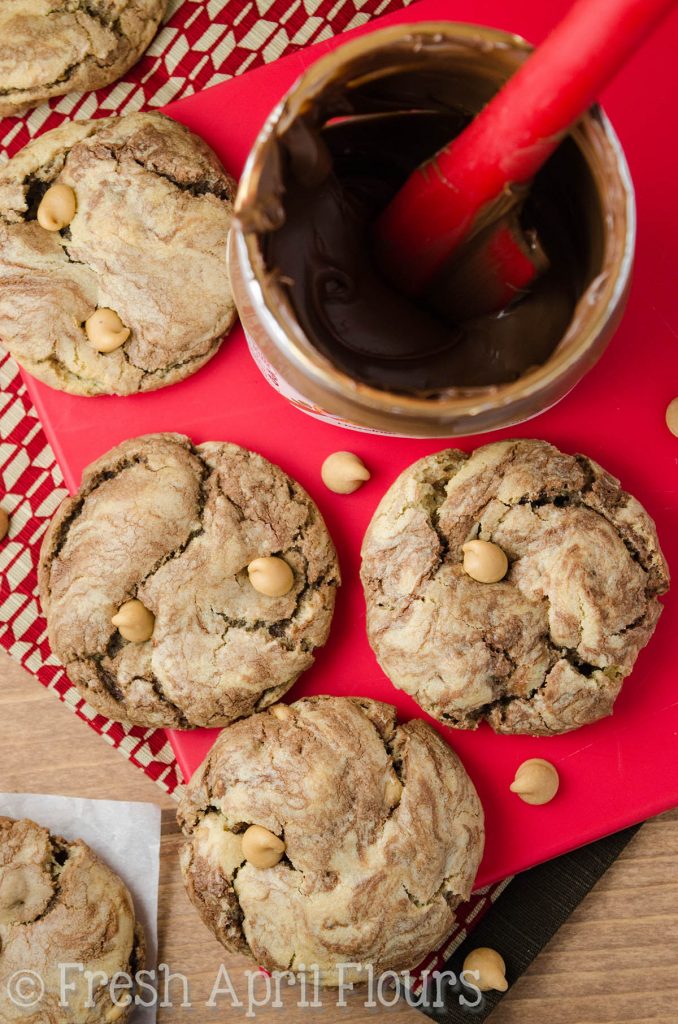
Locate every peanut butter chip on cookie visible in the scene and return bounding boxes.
[247,556,294,597]
[105,994,132,1022]
[321,451,371,494]
[463,948,509,992]
[462,539,509,583]
[85,308,131,353]
[241,825,285,869]
[111,599,155,643]
[384,775,403,806]
[510,758,559,805]
[37,183,76,231]
[269,703,294,721]
[0,507,8,541]
[666,398,678,437]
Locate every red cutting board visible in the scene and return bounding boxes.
[21,0,678,888]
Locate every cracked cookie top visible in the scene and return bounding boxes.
[0,816,144,1023]
[0,0,167,117]
[361,440,670,736]
[38,433,340,728]
[0,112,236,395]
[177,696,484,984]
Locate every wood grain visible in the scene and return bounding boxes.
[1,649,677,1022]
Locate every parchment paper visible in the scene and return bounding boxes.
[0,793,161,1023]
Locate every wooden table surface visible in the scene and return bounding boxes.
[2,649,677,1023]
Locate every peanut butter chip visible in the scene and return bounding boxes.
[321,451,371,494]
[247,556,294,597]
[666,398,678,437]
[384,775,403,806]
[0,507,8,541]
[36,183,77,231]
[241,824,285,869]
[111,599,155,643]
[510,758,559,805]
[85,308,131,353]
[463,948,509,993]
[462,539,509,583]
[269,703,294,721]
[105,994,132,1022]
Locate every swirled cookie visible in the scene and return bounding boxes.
[361,439,669,736]
[0,112,236,394]
[0,0,167,117]
[0,816,144,1023]
[38,433,340,729]
[178,696,484,985]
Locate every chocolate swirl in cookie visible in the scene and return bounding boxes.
[361,439,670,735]
[0,113,236,395]
[0,1,167,118]
[0,816,144,1024]
[38,433,340,728]
[178,696,484,984]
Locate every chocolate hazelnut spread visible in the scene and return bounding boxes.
[231,24,633,435]
[249,66,599,394]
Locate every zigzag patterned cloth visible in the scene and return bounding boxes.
[0,0,509,983]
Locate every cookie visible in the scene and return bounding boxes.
[361,439,670,736]
[177,696,484,984]
[0,816,144,1023]
[0,112,237,395]
[38,433,340,729]
[0,0,167,117]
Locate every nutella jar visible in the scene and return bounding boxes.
[229,22,635,437]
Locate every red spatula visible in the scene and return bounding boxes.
[375,0,677,303]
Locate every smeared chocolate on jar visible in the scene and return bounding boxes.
[240,55,603,395]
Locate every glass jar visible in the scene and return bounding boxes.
[229,21,635,437]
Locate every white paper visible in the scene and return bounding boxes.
[0,793,160,1024]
